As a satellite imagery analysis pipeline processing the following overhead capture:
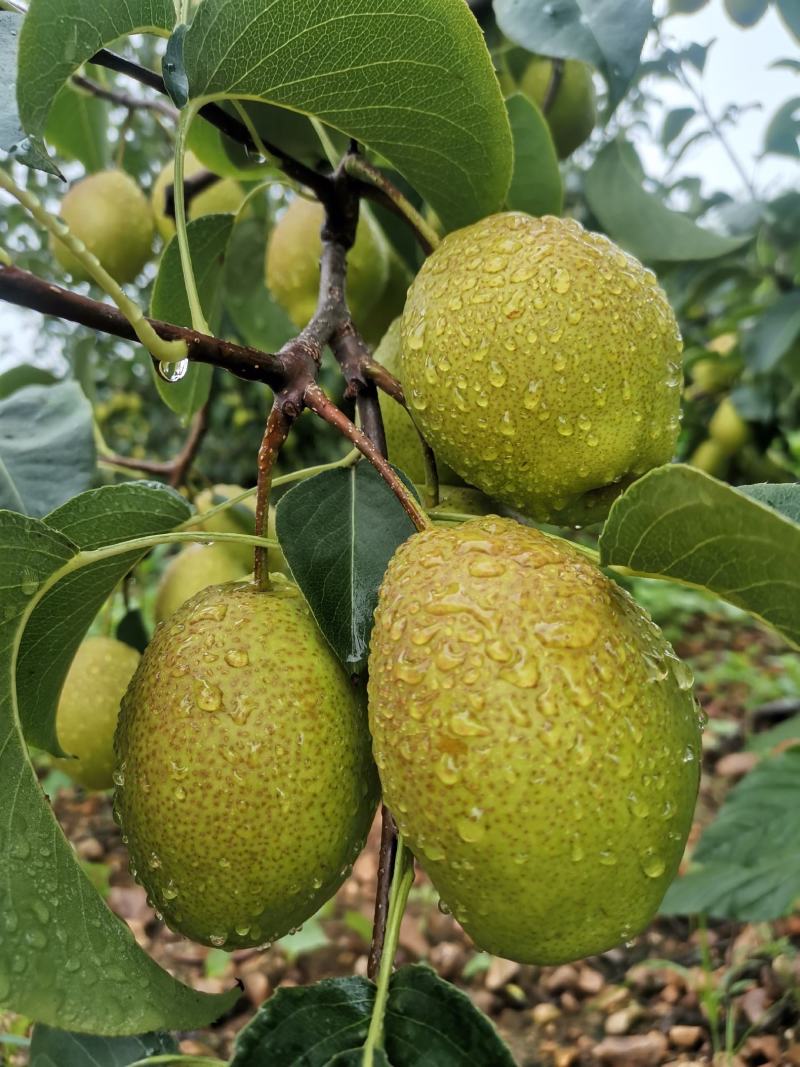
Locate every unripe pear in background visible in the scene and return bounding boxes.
[688,438,729,478]
[369,518,702,965]
[151,152,245,241]
[194,484,288,574]
[709,397,751,455]
[54,637,141,790]
[51,170,154,283]
[519,57,597,158]
[154,543,251,623]
[265,196,389,331]
[114,579,379,949]
[400,213,683,526]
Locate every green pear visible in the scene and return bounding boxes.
[519,57,597,158]
[368,517,702,965]
[400,213,683,526]
[54,637,141,790]
[114,579,379,948]
[154,543,251,623]
[708,397,750,455]
[151,151,246,242]
[265,196,389,330]
[688,438,729,478]
[51,170,154,283]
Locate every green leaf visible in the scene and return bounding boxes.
[328,1052,391,1066]
[661,106,695,147]
[231,977,374,1066]
[231,965,514,1066]
[746,713,800,754]
[585,140,751,261]
[275,462,417,670]
[384,964,515,1066]
[187,113,267,179]
[599,465,800,649]
[45,80,108,171]
[776,0,800,42]
[723,0,768,27]
[661,749,800,920]
[0,501,237,1033]
[16,481,190,754]
[182,0,512,232]
[763,97,800,159]
[495,0,652,111]
[276,917,330,961]
[0,382,95,517]
[0,11,61,175]
[17,0,175,138]
[0,366,57,400]
[504,93,563,217]
[29,1026,177,1066]
[150,213,235,417]
[223,216,296,352]
[742,291,800,372]
[738,483,800,524]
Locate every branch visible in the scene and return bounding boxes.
[100,401,210,487]
[343,153,439,256]
[72,74,178,119]
[368,807,399,979]
[253,400,298,588]
[0,264,288,387]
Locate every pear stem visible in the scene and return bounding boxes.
[254,401,298,590]
[363,836,415,1066]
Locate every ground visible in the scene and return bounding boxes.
[2,593,799,1066]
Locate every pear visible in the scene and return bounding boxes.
[154,543,251,623]
[151,151,245,241]
[519,57,597,158]
[265,196,389,330]
[194,484,288,574]
[114,579,378,949]
[54,637,140,790]
[400,213,683,526]
[688,438,729,478]
[51,170,154,283]
[368,517,702,965]
[709,397,750,455]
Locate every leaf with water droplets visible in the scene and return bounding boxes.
[0,489,238,1032]
[0,382,95,518]
[494,0,652,111]
[150,214,235,418]
[29,1025,177,1066]
[600,464,800,648]
[275,462,417,670]
[0,11,62,176]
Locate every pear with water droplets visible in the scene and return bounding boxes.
[400,213,683,525]
[115,578,379,949]
[368,517,701,964]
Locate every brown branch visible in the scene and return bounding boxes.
[0,264,288,387]
[71,74,178,119]
[368,807,399,979]
[363,359,405,405]
[163,170,222,220]
[344,153,438,256]
[253,399,298,587]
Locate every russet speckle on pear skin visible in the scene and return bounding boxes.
[400,213,683,525]
[114,579,379,950]
[368,518,702,965]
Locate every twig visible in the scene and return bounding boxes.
[343,153,439,255]
[163,170,221,220]
[100,401,209,488]
[331,323,387,456]
[253,400,298,588]
[71,74,178,119]
[368,807,399,980]
[0,264,288,386]
[303,382,429,531]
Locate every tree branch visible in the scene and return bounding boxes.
[100,401,210,487]
[368,807,399,980]
[72,74,178,119]
[343,153,439,256]
[0,264,288,387]
[253,399,299,588]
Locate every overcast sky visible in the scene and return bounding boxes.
[639,0,798,198]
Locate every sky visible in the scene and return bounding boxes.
[638,0,799,198]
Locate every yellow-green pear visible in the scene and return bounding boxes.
[709,397,750,455]
[194,485,289,576]
[51,170,154,283]
[54,637,141,790]
[154,543,251,623]
[519,57,597,158]
[688,438,729,478]
[400,213,683,526]
[368,517,702,965]
[151,152,245,241]
[114,579,379,948]
[265,197,389,330]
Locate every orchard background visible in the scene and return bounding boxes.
[0,0,799,1065]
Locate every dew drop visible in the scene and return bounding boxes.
[225,649,249,668]
[598,849,617,866]
[640,849,666,879]
[157,359,189,383]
